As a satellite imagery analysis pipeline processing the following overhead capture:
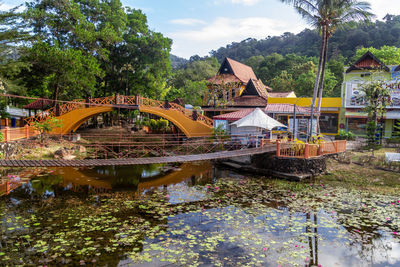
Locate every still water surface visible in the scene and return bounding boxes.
[0,162,399,266]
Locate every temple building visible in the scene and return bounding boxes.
[341,51,400,137]
[203,57,295,115]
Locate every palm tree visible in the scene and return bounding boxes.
[280,0,373,137]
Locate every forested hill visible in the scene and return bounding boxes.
[206,15,400,64]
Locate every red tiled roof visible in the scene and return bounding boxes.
[23,98,54,110]
[232,95,268,107]
[208,74,242,84]
[355,58,380,68]
[264,104,312,114]
[213,109,253,121]
[213,104,314,121]
[226,58,257,83]
[268,92,294,98]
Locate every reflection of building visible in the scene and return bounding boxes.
[341,51,400,137]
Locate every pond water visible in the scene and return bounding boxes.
[0,161,400,267]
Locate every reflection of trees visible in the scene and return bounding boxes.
[83,164,163,189]
[31,175,63,195]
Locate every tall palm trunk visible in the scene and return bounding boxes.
[316,27,329,133]
[309,25,326,138]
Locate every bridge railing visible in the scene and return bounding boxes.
[276,140,347,159]
[23,94,214,130]
[79,134,267,159]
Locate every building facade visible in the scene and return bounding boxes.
[341,52,400,137]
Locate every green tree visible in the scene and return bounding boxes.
[360,80,392,146]
[0,5,30,104]
[21,42,102,100]
[270,71,295,92]
[280,0,373,136]
[105,8,172,99]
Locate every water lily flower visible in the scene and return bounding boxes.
[318,265,322,267]
[165,194,170,198]
[394,232,398,235]
[215,187,219,190]
[263,247,267,251]
[305,257,309,262]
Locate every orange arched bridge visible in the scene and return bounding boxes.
[3,95,214,141]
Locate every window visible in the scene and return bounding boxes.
[319,113,339,134]
[347,118,367,135]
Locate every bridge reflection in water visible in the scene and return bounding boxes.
[0,161,226,197]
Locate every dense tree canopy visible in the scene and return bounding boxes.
[0,0,172,103]
[206,15,400,65]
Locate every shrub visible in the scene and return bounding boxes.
[386,137,400,144]
[335,130,355,141]
[33,118,62,143]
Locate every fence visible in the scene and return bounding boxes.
[275,140,347,159]
[1,125,39,142]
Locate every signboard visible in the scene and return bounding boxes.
[345,81,400,109]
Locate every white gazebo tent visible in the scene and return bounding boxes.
[231,108,287,144]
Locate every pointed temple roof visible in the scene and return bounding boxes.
[346,51,390,73]
[208,57,257,84]
[241,79,269,99]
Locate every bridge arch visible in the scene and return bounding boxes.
[51,106,213,138]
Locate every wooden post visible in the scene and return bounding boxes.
[317,144,322,156]
[276,141,281,157]
[4,126,9,142]
[304,143,310,159]
[25,125,30,139]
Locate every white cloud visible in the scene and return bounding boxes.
[368,0,400,20]
[169,16,306,58]
[231,0,261,5]
[170,18,206,26]
[214,0,261,6]
[0,3,19,11]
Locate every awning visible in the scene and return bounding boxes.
[386,111,400,120]
[345,112,368,118]
[231,108,287,130]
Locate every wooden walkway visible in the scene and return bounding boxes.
[0,145,276,167]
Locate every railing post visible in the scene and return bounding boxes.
[304,143,310,159]
[317,144,322,156]
[25,125,30,139]
[276,141,281,157]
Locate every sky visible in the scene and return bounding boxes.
[2,0,400,59]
